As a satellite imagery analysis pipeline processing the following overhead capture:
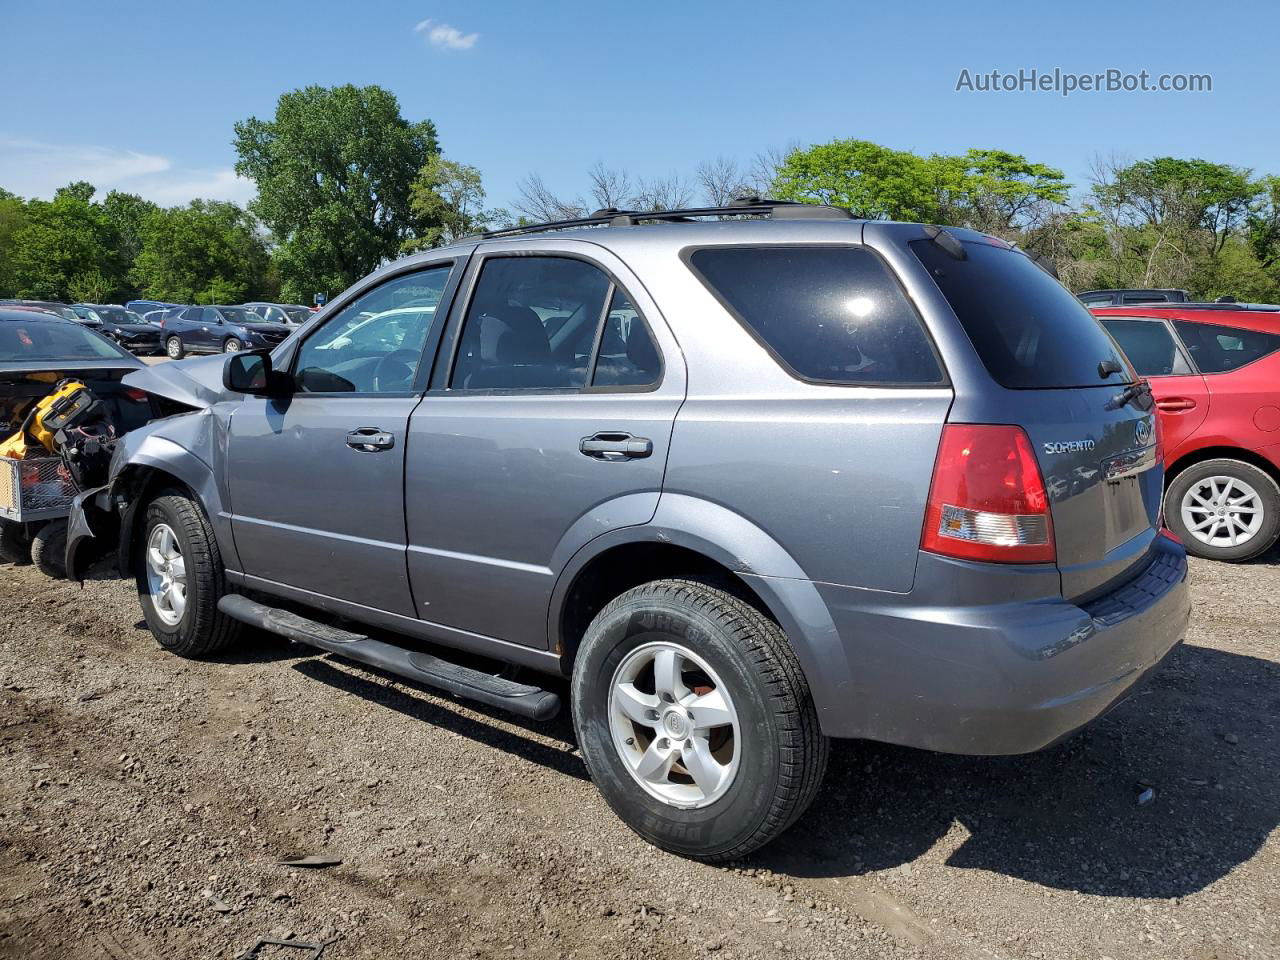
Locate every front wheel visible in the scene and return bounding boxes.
[165,336,185,360]
[572,579,828,862]
[223,338,243,353]
[135,489,241,657]
[1166,458,1280,562]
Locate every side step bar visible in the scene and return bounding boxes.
[217,594,561,721]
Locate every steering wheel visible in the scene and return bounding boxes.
[371,350,419,392]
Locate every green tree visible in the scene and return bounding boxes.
[932,149,1070,235]
[103,191,159,269]
[233,84,440,302]
[405,156,507,251]
[771,139,940,220]
[131,200,274,304]
[0,188,28,298]
[10,183,125,301]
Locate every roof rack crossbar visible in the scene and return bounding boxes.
[473,199,854,240]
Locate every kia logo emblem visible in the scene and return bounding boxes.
[1135,418,1152,446]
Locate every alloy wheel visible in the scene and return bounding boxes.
[608,641,741,809]
[1180,475,1264,548]
[145,523,188,626]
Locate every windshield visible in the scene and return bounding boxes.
[0,320,135,362]
[286,308,312,324]
[218,307,260,325]
[911,238,1133,389]
[93,307,133,324]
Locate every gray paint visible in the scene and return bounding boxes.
[68,216,1190,755]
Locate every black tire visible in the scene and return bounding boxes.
[223,338,243,353]
[572,579,828,862]
[31,519,67,578]
[165,336,185,360]
[0,519,31,565]
[1166,458,1280,562]
[135,488,241,657]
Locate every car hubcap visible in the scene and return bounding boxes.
[167,339,180,358]
[608,641,740,809]
[145,523,187,626]
[1181,475,1264,548]
[224,340,241,353]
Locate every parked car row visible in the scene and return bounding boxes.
[0,299,315,356]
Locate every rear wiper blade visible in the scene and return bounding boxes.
[1109,379,1152,410]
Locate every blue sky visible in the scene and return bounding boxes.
[0,0,1273,212]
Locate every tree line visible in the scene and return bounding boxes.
[3,83,1278,307]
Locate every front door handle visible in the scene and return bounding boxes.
[580,432,653,461]
[346,427,395,452]
[1156,397,1197,412]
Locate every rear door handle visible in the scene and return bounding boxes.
[346,427,395,452]
[1156,397,1197,412]
[580,432,653,461]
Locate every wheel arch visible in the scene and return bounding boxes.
[111,451,233,576]
[548,495,854,728]
[1167,444,1280,489]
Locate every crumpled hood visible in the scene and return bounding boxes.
[121,354,228,409]
[105,323,160,335]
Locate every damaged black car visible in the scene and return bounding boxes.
[0,309,154,576]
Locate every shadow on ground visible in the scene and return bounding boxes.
[757,643,1279,899]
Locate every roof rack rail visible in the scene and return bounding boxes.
[474,197,854,240]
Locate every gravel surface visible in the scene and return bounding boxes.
[0,552,1276,960]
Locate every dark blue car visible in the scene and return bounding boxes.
[159,305,292,359]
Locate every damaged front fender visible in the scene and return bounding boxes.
[65,354,242,582]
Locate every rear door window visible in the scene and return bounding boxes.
[1100,318,1192,376]
[911,238,1131,389]
[1173,320,1280,373]
[686,245,943,385]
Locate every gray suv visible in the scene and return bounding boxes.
[67,201,1191,861]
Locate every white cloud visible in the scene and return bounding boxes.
[414,18,478,50]
[0,137,256,207]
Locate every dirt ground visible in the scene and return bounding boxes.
[0,549,1276,960]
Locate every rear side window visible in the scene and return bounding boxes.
[1174,320,1280,373]
[912,239,1131,389]
[1100,318,1191,376]
[687,246,943,385]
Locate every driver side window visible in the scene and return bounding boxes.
[293,264,453,393]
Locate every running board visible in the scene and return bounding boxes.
[216,594,561,721]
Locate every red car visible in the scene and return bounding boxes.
[1092,304,1280,561]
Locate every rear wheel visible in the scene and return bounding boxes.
[0,520,31,565]
[135,489,241,657]
[165,336,185,360]
[31,519,67,578]
[223,338,243,353]
[572,579,828,861]
[1167,458,1280,562]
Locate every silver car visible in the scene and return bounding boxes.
[67,201,1190,860]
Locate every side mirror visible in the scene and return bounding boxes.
[224,350,289,396]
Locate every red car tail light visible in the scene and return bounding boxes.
[921,424,1056,564]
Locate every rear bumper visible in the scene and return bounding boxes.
[812,536,1191,754]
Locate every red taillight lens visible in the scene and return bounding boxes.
[125,388,148,402]
[921,424,1056,564]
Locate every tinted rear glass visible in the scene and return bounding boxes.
[911,239,1131,389]
[687,246,943,385]
[1174,319,1280,373]
[0,320,134,362]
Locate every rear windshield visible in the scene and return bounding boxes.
[0,320,134,362]
[687,246,944,385]
[911,239,1132,389]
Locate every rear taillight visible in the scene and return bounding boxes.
[125,388,148,402]
[921,424,1055,564]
